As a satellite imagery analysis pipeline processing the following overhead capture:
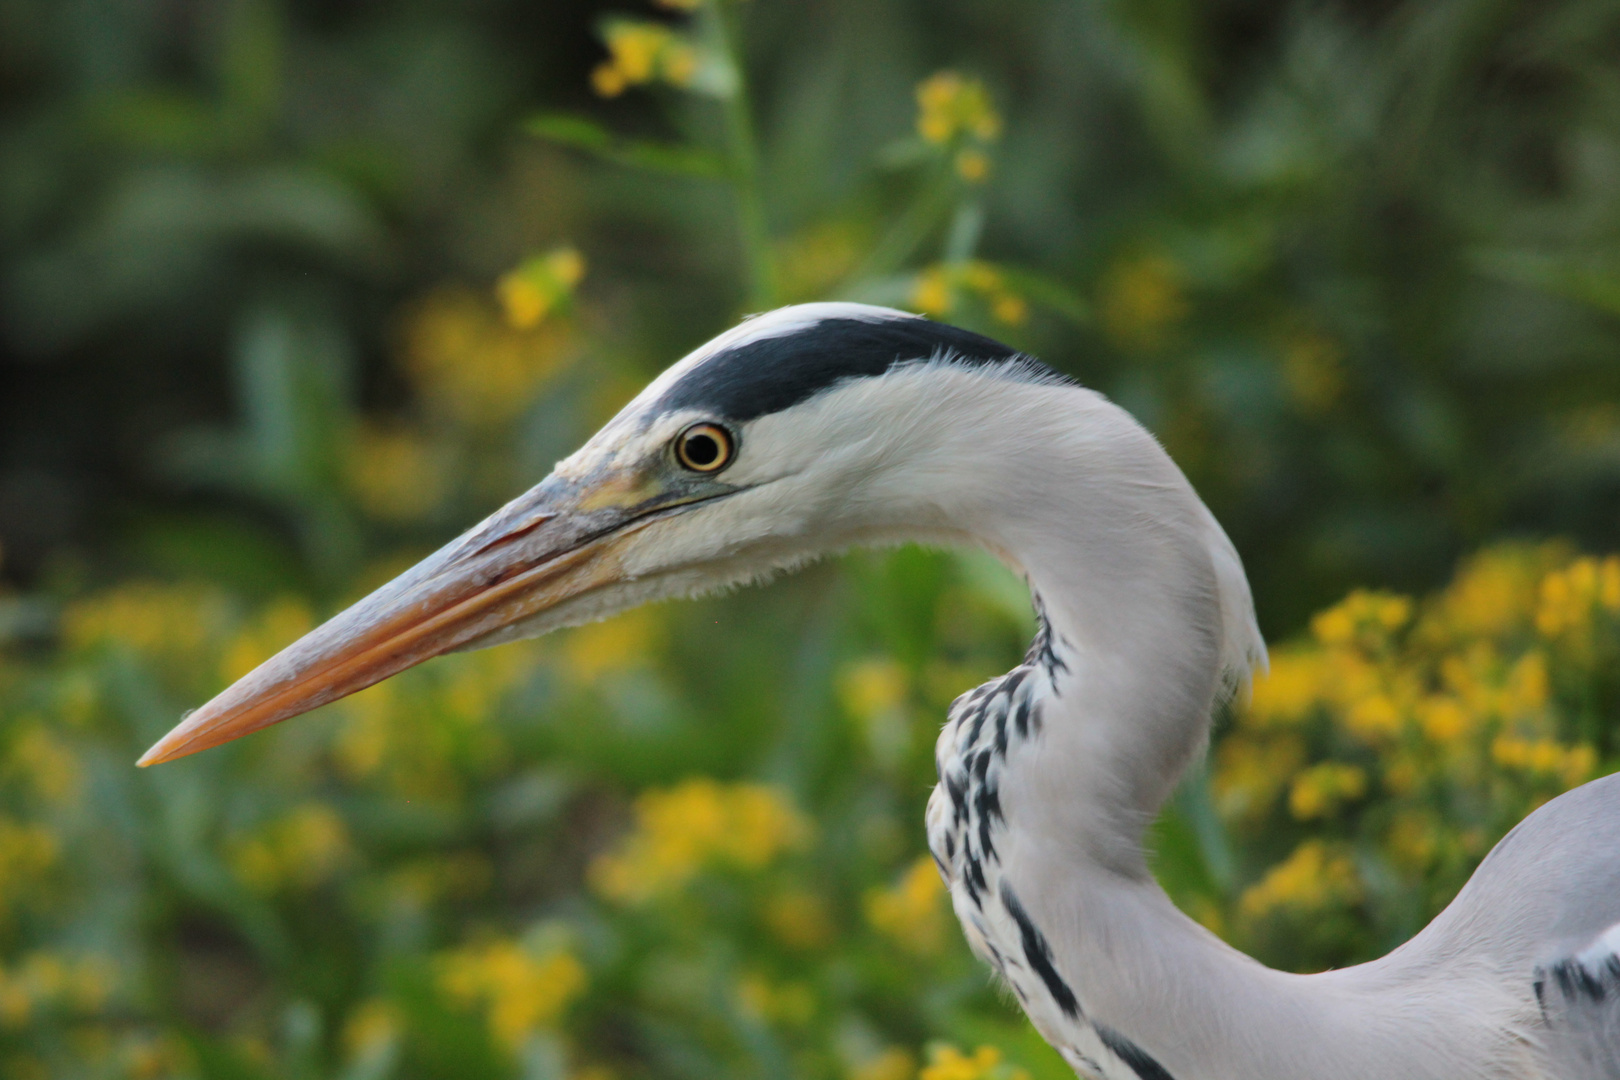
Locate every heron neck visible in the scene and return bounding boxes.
[947,385,1522,1079]
[969,387,1231,875]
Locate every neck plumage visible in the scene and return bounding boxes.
[923,379,1530,1080]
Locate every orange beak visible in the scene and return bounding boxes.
[137,469,698,766]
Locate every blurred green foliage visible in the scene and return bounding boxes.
[3,0,1620,1077]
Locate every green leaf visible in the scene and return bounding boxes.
[1471,248,1620,318]
[523,113,728,179]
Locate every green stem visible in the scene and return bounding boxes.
[707,1,776,309]
[847,167,957,284]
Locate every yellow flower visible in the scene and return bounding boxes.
[864,855,947,954]
[401,286,574,427]
[1244,649,1326,728]
[0,952,113,1028]
[920,1043,1026,1080]
[955,148,991,183]
[1343,693,1403,741]
[230,804,351,893]
[1415,695,1471,743]
[589,778,810,903]
[61,582,228,664]
[1420,543,1560,641]
[336,680,395,779]
[1287,762,1367,820]
[765,889,836,949]
[911,266,953,317]
[915,72,1002,146]
[344,999,401,1064]
[497,247,586,330]
[736,973,816,1026]
[851,1047,917,1080]
[1212,733,1304,822]
[991,293,1027,325]
[439,940,586,1050]
[1490,735,1597,788]
[5,726,80,806]
[909,261,1027,326]
[1239,840,1361,921]
[1309,590,1411,650]
[121,1033,196,1079]
[773,221,865,301]
[1098,252,1187,351]
[563,608,662,683]
[592,22,715,98]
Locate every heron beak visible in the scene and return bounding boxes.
[137,465,712,766]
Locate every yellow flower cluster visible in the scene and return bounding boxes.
[0,952,111,1028]
[1218,543,1617,949]
[230,803,351,893]
[61,582,227,664]
[1287,762,1366,820]
[563,608,663,684]
[333,640,531,797]
[343,999,401,1067]
[438,940,586,1050]
[915,72,1002,182]
[4,725,80,806]
[1098,252,1187,352]
[1534,554,1620,645]
[838,657,912,769]
[911,262,1028,326]
[497,247,586,331]
[1238,840,1361,921]
[1490,734,1595,788]
[850,1047,918,1080]
[592,21,702,98]
[401,286,574,427]
[589,778,810,904]
[919,1043,1028,1080]
[864,855,948,955]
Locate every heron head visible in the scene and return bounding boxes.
[139,302,1042,764]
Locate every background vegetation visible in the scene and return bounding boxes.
[3,0,1620,1077]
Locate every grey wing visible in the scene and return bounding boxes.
[1535,923,1620,1080]
[1417,775,1620,1078]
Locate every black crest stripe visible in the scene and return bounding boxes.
[1096,1024,1178,1080]
[657,316,1034,422]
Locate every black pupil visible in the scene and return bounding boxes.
[684,432,720,467]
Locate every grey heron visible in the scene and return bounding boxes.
[140,303,1620,1079]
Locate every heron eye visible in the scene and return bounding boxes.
[674,423,734,473]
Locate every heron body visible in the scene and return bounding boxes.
[141,303,1620,1078]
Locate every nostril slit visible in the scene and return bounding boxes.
[470,514,554,558]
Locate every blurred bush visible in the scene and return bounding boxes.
[2,0,1620,1077]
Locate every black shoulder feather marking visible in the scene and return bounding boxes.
[1000,883,1081,1019]
[1096,1024,1177,1080]
[657,316,1032,422]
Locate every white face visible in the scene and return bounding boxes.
[138,303,1036,765]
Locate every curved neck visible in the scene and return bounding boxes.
[924,381,1528,1080]
[965,385,1232,872]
